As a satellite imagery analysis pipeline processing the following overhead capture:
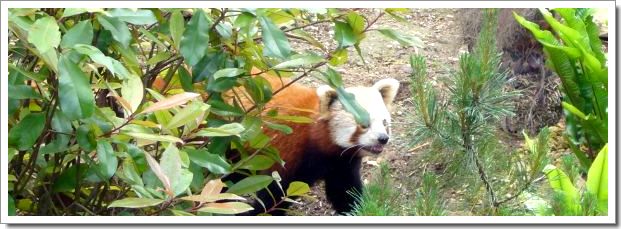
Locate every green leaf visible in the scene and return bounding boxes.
[120,158,144,186]
[271,115,313,123]
[146,51,172,65]
[143,151,172,196]
[329,48,349,66]
[286,181,310,196]
[169,10,185,50]
[8,148,17,163]
[61,8,104,18]
[273,53,324,69]
[8,194,16,216]
[108,198,164,208]
[165,102,210,130]
[97,15,132,48]
[334,21,356,49]
[178,66,194,92]
[265,122,292,134]
[58,55,95,120]
[180,9,210,66]
[8,85,42,99]
[171,209,195,216]
[586,144,608,211]
[197,202,254,215]
[227,175,273,195]
[73,44,131,80]
[160,144,192,197]
[239,155,275,170]
[186,149,232,175]
[77,124,97,152]
[347,12,366,34]
[60,20,93,49]
[8,64,46,82]
[542,164,580,213]
[121,74,144,113]
[53,164,88,193]
[8,112,46,151]
[96,140,118,180]
[337,87,371,128]
[377,28,423,48]
[28,16,60,54]
[124,132,184,144]
[213,68,245,80]
[196,123,245,137]
[258,15,291,59]
[108,8,157,25]
[561,102,587,120]
[323,66,343,87]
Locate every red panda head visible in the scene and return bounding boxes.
[316,78,400,155]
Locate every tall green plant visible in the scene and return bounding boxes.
[409,9,549,214]
[514,8,607,169]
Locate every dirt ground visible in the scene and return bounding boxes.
[288,8,467,216]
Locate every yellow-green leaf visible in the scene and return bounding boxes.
[108,198,164,208]
[286,181,310,197]
[28,16,60,54]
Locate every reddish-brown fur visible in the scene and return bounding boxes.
[250,68,340,181]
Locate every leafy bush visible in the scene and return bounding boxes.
[7,8,421,216]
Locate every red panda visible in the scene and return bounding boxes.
[234,69,400,215]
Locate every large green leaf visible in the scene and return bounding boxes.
[258,16,291,59]
[60,20,93,49]
[108,198,164,208]
[96,140,118,180]
[27,16,60,54]
[165,101,210,130]
[108,8,157,25]
[542,164,580,213]
[160,144,192,197]
[227,175,273,195]
[97,15,132,48]
[169,9,185,50]
[186,149,232,175]
[73,44,130,80]
[586,144,608,212]
[58,55,95,120]
[8,112,46,151]
[334,21,357,49]
[180,9,210,66]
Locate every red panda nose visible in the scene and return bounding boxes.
[378,134,389,145]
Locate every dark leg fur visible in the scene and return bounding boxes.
[324,156,363,215]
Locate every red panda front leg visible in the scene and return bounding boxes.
[324,156,363,215]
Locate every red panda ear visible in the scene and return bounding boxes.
[317,85,338,114]
[373,78,400,108]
